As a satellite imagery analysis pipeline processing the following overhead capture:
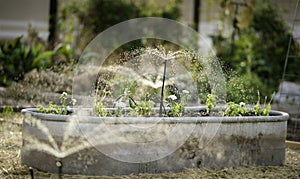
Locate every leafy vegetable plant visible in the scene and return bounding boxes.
[206,93,216,114]
[165,90,190,117]
[38,92,75,115]
[94,101,107,117]
[224,102,249,117]
[253,91,274,116]
[129,99,154,117]
[166,94,183,117]
[206,91,274,117]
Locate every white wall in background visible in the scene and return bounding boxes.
[0,0,49,40]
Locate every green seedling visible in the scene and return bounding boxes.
[206,93,216,114]
[253,91,274,116]
[224,102,250,117]
[166,94,182,117]
[168,102,184,117]
[129,98,153,117]
[94,101,107,117]
[114,107,123,117]
[38,103,61,114]
[38,92,75,115]
[166,90,190,117]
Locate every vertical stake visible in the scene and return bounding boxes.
[29,167,34,179]
[56,159,62,179]
[159,60,167,117]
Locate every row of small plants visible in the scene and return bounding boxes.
[37,91,273,117]
[38,92,75,115]
[206,91,273,117]
[38,91,189,117]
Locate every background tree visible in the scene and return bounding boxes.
[58,0,182,52]
[212,0,299,101]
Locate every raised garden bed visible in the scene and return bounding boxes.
[21,107,289,176]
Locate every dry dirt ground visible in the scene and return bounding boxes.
[0,114,299,179]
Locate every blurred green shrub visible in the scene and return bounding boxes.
[0,36,73,87]
[1,106,14,116]
[212,0,300,98]
[0,36,51,86]
[226,73,265,104]
[59,0,182,51]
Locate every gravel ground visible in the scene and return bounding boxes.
[0,114,299,179]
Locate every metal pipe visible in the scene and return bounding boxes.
[56,159,62,179]
[159,60,167,117]
[29,167,34,179]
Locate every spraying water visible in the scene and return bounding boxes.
[22,17,227,173]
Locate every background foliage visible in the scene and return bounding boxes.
[0,35,72,87]
[1,0,299,107]
[212,0,300,102]
[59,0,182,51]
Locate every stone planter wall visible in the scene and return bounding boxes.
[21,108,289,176]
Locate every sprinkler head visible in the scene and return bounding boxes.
[29,167,34,179]
[55,160,62,168]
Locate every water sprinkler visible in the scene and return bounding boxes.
[159,60,167,117]
[29,167,34,179]
[55,159,63,179]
